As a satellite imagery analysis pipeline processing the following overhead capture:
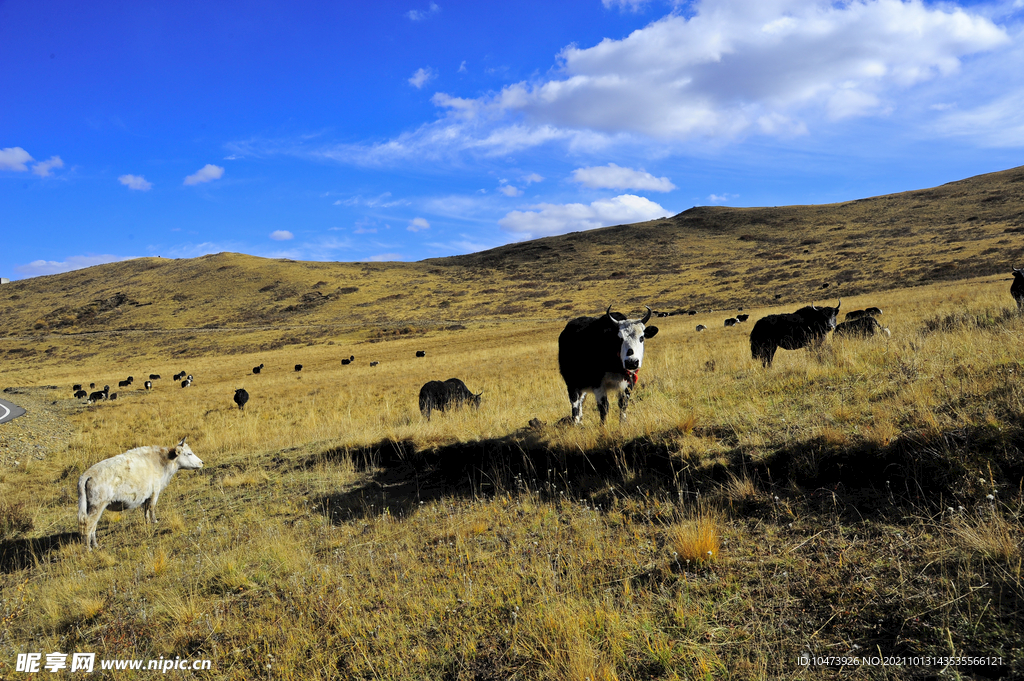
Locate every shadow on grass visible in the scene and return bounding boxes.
[0,532,80,574]
[308,415,1024,525]
[309,428,692,524]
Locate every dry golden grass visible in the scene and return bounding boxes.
[2,265,1024,677]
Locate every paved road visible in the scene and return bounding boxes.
[0,397,27,425]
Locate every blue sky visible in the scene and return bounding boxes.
[3,0,1024,280]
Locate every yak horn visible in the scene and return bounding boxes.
[640,306,652,325]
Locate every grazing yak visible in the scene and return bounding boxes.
[558,306,659,424]
[834,316,890,338]
[845,307,883,321]
[750,301,841,368]
[233,388,249,410]
[416,350,426,358]
[149,374,161,380]
[1012,267,1024,309]
[294,364,303,372]
[724,318,738,327]
[78,437,203,550]
[696,324,707,332]
[736,314,749,322]
[252,363,264,374]
[87,386,110,403]
[418,378,481,420]
[144,380,152,390]
[74,389,87,399]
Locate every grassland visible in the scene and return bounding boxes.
[2,167,1024,679]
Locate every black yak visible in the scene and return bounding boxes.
[418,378,481,420]
[750,301,841,367]
[558,307,659,424]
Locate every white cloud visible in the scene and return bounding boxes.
[498,181,522,197]
[15,254,139,277]
[183,164,225,185]
[335,192,407,208]
[0,147,33,172]
[227,0,1012,168]
[365,253,404,262]
[407,217,431,232]
[708,193,738,204]
[571,163,676,191]
[409,67,437,89]
[406,2,440,21]
[499,194,667,238]
[458,60,467,73]
[603,0,648,10]
[269,230,294,241]
[486,0,1008,140]
[523,173,544,184]
[31,156,63,177]
[934,89,1024,147]
[118,174,152,191]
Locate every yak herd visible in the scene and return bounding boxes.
[68,268,1024,425]
[65,268,1024,548]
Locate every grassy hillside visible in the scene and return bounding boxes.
[2,164,1024,352]
[1,166,1023,679]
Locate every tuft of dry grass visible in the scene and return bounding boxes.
[949,511,1022,561]
[669,512,722,565]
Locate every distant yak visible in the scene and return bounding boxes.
[1012,267,1024,309]
[750,301,841,368]
[834,316,890,338]
[233,388,249,411]
[845,307,883,321]
[418,378,481,420]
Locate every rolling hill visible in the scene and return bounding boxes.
[2,164,1023,347]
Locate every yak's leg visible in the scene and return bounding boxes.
[83,502,108,550]
[568,388,586,424]
[594,386,610,424]
[618,386,631,421]
[143,491,162,524]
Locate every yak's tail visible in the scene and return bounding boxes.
[77,475,90,535]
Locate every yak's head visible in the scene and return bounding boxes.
[813,299,841,331]
[1013,266,1024,281]
[169,436,204,470]
[606,306,659,373]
